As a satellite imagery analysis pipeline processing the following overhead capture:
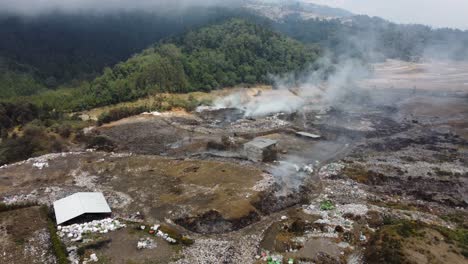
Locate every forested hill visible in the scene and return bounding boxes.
[0,8,249,87]
[18,19,320,111]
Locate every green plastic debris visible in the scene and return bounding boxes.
[266,256,282,264]
[288,258,294,264]
[320,200,335,210]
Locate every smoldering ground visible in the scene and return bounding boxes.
[213,54,371,118]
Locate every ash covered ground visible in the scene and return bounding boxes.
[1,60,467,264]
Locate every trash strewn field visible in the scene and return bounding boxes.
[1,61,468,263]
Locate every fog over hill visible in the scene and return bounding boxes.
[0,2,467,264]
[0,0,242,15]
[306,0,468,30]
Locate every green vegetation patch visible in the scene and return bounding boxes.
[42,206,69,264]
[320,200,335,211]
[0,201,38,213]
[365,218,468,263]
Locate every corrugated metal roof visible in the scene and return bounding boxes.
[245,138,277,149]
[53,192,111,225]
[296,131,321,139]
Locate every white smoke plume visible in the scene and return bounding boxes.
[212,54,371,117]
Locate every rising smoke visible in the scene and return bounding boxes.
[213,53,371,117]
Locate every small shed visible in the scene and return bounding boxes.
[53,192,112,225]
[244,138,278,162]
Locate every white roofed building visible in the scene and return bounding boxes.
[53,192,112,225]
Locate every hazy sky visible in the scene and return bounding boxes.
[1,0,467,30]
[306,0,468,30]
[0,0,239,15]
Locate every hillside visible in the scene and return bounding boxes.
[245,0,353,21]
[0,7,249,90]
[19,19,320,111]
[2,1,467,101]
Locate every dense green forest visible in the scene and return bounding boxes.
[0,7,256,97]
[10,19,320,111]
[2,8,468,101]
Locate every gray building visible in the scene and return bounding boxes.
[244,138,278,162]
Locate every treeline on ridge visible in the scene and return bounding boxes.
[0,8,250,88]
[274,15,468,61]
[15,19,320,111]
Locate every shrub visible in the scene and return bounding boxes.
[0,201,38,212]
[97,106,147,126]
[320,200,335,211]
[42,206,68,264]
[86,136,115,151]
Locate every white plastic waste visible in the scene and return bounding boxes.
[57,218,126,240]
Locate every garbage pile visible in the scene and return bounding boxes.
[82,253,99,264]
[33,161,49,169]
[318,162,345,178]
[256,252,286,264]
[228,115,290,134]
[137,237,157,250]
[145,224,177,244]
[57,218,126,241]
[294,163,315,174]
[303,202,369,238]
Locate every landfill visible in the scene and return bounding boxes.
[57,218,126,241]
[149,224,177,244]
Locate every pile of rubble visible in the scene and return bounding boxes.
[228,115,290,134]
[303,202,369,239]
[57,218,126,241]
[318,162,345,178]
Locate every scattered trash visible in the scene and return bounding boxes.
[137,237,157,250]
[89,253,98,262]
[281,215,288,220]
[141,111,162,116]
[82,253,98,264]
[318,163,345,178]
[266,255,283,264]
[156,230,177,244]
[359,232,367,242]
[33,161,49,169]
[147,224,177,244]
[292,163,315,174]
